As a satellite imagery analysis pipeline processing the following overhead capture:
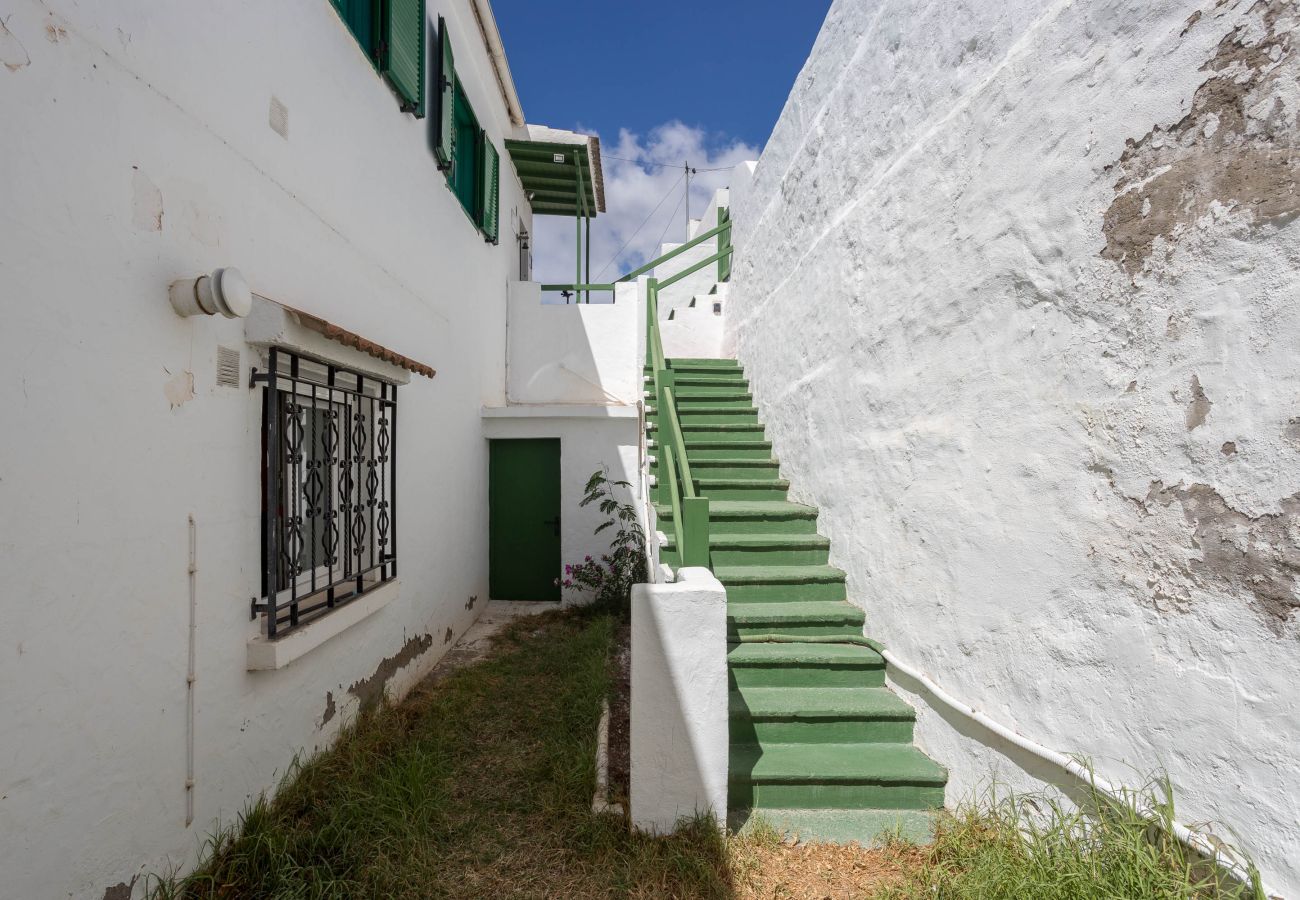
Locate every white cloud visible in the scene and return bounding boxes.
[526,121,758,299]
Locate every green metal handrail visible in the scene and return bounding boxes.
[541,213,733,303]
[618,218,731,284]
[646,266,713,569]
[656,246,733,292]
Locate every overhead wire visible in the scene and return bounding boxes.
[593,172,684,280]
[649,180,689,257]
[603,155,735,172]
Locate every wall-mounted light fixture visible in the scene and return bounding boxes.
[169,267,253,319]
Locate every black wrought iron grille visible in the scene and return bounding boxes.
[253,347,398,638]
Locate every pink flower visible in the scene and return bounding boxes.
[585,555,592,562]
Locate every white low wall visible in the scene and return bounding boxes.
[726,0,1300,892]
[630,568,729,833]
[507,282,639,405]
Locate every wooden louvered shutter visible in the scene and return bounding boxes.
[481,138,500,244]
[434,16,455,169]
[381,0,425,116]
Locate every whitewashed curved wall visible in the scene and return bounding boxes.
[726,0,1300,892]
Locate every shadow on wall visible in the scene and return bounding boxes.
[506,281,638,405]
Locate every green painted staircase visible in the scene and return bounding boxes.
[646,357,946,843]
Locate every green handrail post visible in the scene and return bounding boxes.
[717,207,731,282]
[682,497,711,567]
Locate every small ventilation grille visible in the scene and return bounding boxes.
[216,346,241,388]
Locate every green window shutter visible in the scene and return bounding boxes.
[481,138,500,244]
[381,0,425,116]
[434,16,455,169]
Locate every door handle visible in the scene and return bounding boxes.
[543,516,561,536]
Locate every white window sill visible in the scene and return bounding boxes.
[246,579,399,671]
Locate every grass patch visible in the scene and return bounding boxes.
[152,609,731,899]
[151,607,1266,899]
[880,782,1263,900]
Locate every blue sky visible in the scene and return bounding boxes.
[493,0,831,151]
[491,0,832,285]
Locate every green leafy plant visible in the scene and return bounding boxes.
[557,468,647,617]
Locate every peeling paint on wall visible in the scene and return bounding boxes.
[347,632,432,712]
[1145,481,1300,632]
[101,875,136,900]
[1284,417,1300,448]
[319,690,336,728]
[163,370,194,408]
[1102,0,1300,275]
[1184,374,1213,430]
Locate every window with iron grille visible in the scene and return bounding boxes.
[254,347,398,638]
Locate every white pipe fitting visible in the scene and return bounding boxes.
[169,267,253,319]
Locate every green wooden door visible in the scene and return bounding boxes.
[489,439,561,601]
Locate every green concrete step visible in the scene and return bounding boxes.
[682,423,767,441]
[692,478,790,500]
[648,406,760,424]
[646,358,742,373]
[728,601,864,639]
[683,458,781,477]
[731,686,915,743]
[729,743,947,811]
[730,808,936,847]
[711,534,830,566]
[715,565,847,602]
[667,382,754,398]
[652,458,782,481]
[649,372,749,386]
[648,422,768,441]
[660,532,831,569]
[727,642,884,687]
[657,500,819,535]
[673,394,755,409]
[670,440,774,459]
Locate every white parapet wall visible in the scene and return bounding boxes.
[630,568,729,833]
[507,281,639,405]
[725,0,1300,892]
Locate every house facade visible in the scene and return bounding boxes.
[0,1,636,895]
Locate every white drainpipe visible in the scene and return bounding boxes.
[881,649,1276,897]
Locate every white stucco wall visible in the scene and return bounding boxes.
[726,0,1300,892]
[506,281,639,405]
[0,0,540,896]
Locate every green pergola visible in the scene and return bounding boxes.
[505,131,606,302]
